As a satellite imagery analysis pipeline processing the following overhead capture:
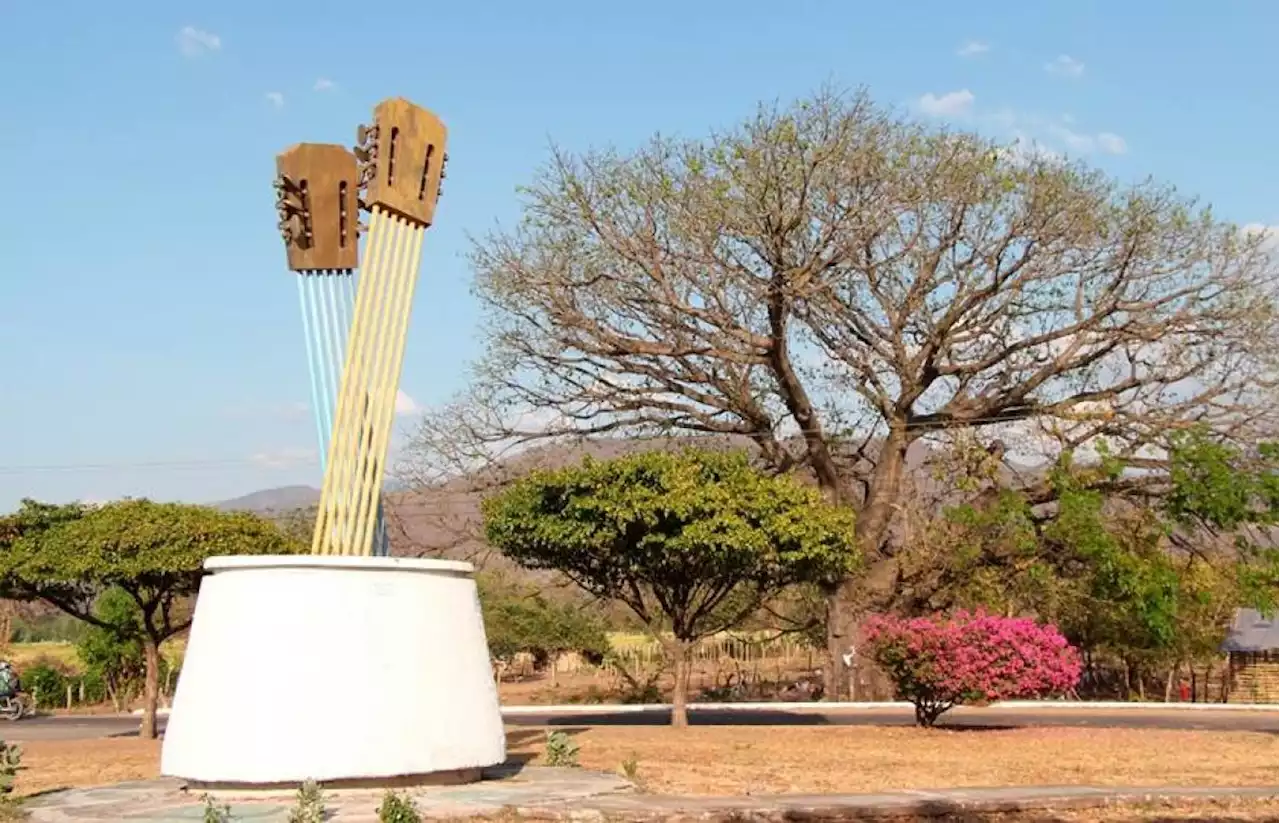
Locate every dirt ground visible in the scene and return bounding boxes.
[11,726,1277,799]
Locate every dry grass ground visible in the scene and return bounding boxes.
[508,726,1279,795]
[11,726,1276,799]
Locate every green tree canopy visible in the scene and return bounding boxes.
[0,498,299,737]
[482,449,857,725]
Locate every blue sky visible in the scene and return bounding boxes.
[0,1,1276,510]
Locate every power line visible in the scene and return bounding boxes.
[0,456,318,475]
[0,409,1166,477]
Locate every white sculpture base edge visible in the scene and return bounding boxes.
[160,555,507,785]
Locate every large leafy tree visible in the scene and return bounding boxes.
[0,498,299,738]
[482,449,857,725]
[406,87,1278,698]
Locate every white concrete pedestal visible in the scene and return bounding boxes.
[160,556,506,785]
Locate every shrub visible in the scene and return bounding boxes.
[18,662,67,705]
[287,779,326,823]
[543,730,580,767]
[479,574,611,667]
[76,669,108,704]
[75,588,147,710]
[201,793,232,823]
[864,609,1082,727]
[378,790,422,823]
[0,742,21,795]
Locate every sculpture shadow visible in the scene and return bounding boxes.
[496,726,591,773]
[532,709,834,727]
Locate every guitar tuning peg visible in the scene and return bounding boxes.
[353,146,372,164]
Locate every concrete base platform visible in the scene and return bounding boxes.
[23,766,633,821]
[21,771,1276,822]
[161,555,506,784]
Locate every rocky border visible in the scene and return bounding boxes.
[19,772,1277,822]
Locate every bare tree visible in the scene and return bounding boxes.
[404,88,1278,699]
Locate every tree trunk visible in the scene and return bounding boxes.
[140,636,161,740]
[1163,662,1178,703]
[669,642,692,728]
[824,427,910,701]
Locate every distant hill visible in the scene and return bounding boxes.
[212,485,320,513]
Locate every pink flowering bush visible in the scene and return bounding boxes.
[864,610,1083,727]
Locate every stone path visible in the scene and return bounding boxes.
[20,767,1277,822]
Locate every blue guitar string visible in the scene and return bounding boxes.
[299,270,391,556]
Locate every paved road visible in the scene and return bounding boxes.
[507,706,1278,733]
[3,706,1275,741]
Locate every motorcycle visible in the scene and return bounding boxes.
[0,693,33,721]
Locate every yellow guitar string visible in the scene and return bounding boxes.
[342,215,411,552]
[352,222,425,555]
[311,206,426,555]
[312,208,389,554]
[332,212,402,554]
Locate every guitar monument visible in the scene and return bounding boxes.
[160,98,507,786]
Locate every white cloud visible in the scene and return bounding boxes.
[957,41,990,58]
[1045,54,1085,78]
[1047,124,1128,156]
[997,132,1062,167]
[176,26,221,58]
[313,78,336,92]
[917,89,975,118]
[265,91,285,109]
[395,390,421,415]
[1096,132,1127,155]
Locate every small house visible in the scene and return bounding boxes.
[1221,608,1279,704]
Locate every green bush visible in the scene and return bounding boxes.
[377,790,422,823]
[75,588,147,708]
[201,793,231,823]
[77,669,108,704]
[18,662,66,704]
[479,574,610,666]
[0,742,21,796]
[543,730,580,767]
[287,779,326,823]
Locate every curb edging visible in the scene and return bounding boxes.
[131,700,1280,717]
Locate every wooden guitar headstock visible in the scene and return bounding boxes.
[354,98,449,227]
[274,143,361,271]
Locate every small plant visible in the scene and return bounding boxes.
[287,779,326,823]
[543,730,580,767]
[202,793,233,823]
[377,790,422,823]
[0,742,22,796]
[620,754,640,781]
